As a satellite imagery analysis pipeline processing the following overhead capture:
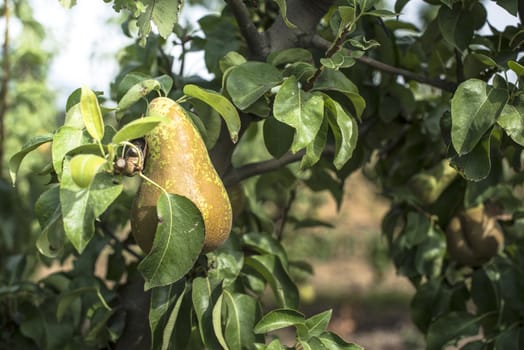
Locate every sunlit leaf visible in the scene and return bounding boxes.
[226,62,282,110]
[80,86,105,141]
[137,0,182,41]
[451,79,507,155]
[324,96,358,169]
[118,79,161,110]
[273,76,324,153]
[184,84,241,143]
[70,154,108,188]
[112,116,168,144]
[497,103,524,146]
[254,308,305,334]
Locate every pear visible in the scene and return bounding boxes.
[131,97,232,253]
[445,205,504,266]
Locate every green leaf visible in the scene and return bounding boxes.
[219,51,247,74]
[324,96,358,169]
[450,131,492,181]
[80,86,105,141]
[57,287,110,322]
[212,293,229,350]
[156,75,174,96]
[267,48,312,67]
[52,127,88,178]
[426,312,482,350]
[226,62,283,110]
[223,291,261,350]
[273,76,324,153]
[207,237,244,287]
[497,103,524,146]
[266,339,285,350]
[137,0,182,41]
[263,116,294,159]
[192,277,223,350]
[118,79,161,110]
[312,69,366,119]
[64,103,85,129]
[35,185,65,257]
[364,9,398,17]
[254,308,305,334]
[245,255,299,309]
[318,331,363,349]
[8,134,52,185]
[508,60,524,76]
[451,79,507,155]
[58,0,77,8]
[304,310,333,337]
[138,193,205,290]
[70,154,107,188]
[299,337,326,350]
[320,52,355,70]
[241,232,289,266]
[495,326,524,349]
[60,160,123,253]
[271,0,296,28]
[149,280,186,350]
[112,116,167,144]
[301,118,328,169]
[184,84,241,143]
[437,5,474,50]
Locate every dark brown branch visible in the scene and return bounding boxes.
[0,0,10,176]
[306,34,458,93]
[227,0,268,59]
[223,146,335,187]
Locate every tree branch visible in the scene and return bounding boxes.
[0,0,10,176]
[305,34,458,93]
[227,0,268,59]
[224,146,335,187]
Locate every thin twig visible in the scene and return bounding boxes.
[227,0,268,59]
[0,0,10,176]
[305,34,457,93]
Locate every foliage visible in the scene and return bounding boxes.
[3,0,524,349]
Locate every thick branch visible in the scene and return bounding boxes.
[0,0,10,176]
[227,0,268,59]
[306,34,457,93]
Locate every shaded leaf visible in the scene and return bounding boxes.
[245,255,299,309]
[9,134,53,185]
[318,331,363,350]
[223,291,261,350]
[426,312,482,350]
[60,160,122,253]
[35,185,65,257]
[450,132,491,181]
[192,277,223,350]
[263,116,294,159]
[271,0,296,28]
[138,193,205,289]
